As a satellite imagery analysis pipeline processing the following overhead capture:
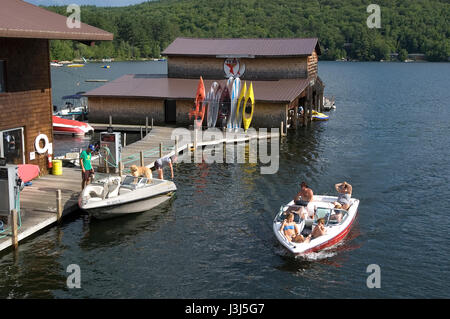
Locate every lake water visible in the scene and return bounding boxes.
[1,61,449,299]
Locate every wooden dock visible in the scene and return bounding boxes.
[0,124,280,253]
[119,125,280,170]
[0,167,81,252]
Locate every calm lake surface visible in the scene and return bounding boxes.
[1,61,449,298]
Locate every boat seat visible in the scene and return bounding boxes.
[106,180,120,198]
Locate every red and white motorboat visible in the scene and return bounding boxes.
[52,115,94,136]
[273,195,359,256]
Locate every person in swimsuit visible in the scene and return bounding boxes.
[294,181,314,206]
[154,155,176,180]
[333,181,352,210]
[280,213,311,243]
[311,218,327,239]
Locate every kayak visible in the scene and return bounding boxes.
[312,110,329,121]
[229,77,241,131]
[235,81,247,130]
[218,86,231,128]
[207,82,221,128]
[242,82,254,131]
[189,77,206,128]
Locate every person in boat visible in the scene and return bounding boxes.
[280,213,311,243]
[333,181,352,210]
[294,181,314,207]
[80,144,95,190]
[154,155,176,180]
[311,218,327,239]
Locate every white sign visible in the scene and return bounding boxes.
[29,152,35,161]
[224,58,245,78]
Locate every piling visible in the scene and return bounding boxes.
[145,117,149,135]
[159,142,163,158]
[56,189,62,223]
[140,151,144,167]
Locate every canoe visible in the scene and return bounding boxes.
[235,81,246,130]
[188,77,206,128]
[273,195,360,256]
[242,82,254,131]
[312,110,329,121]
[229,77,241,131]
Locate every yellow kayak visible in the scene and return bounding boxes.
[235,81,247,129]
[242,82,254,131]
[312,110,329,121]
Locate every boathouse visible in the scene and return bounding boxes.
[0,0,113,174]
[86,37,325,128]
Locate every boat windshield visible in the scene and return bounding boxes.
[314,207,331,226]
[122,176,148,188]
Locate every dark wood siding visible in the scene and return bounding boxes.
[0,38,53,174]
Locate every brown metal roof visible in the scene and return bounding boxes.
[0,0,113,41]
[162,37,321,57]
[84,74,310,103]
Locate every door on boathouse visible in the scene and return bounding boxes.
[164,99,177,124]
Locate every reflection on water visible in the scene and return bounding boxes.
[79,198,176,250]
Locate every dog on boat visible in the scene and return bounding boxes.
[129,165,152,181]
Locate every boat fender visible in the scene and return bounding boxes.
[35,134,49,154]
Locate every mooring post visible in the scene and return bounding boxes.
[145,117,149,135]
[123,133,127,147]
[56,189,62,223]
[109,115,112,127]
[151,118,154,130]
[140,151,144,167]
[119,161,123,178]
[140,127,143,139]
[11,209,18,250]
[160,142,163,158]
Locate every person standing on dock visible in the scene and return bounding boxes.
[154,156,176,180]
[80,145,95,189]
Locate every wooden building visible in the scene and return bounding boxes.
[0,0,112,174]
[86,37,324,128]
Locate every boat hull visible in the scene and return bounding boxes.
[87,192,175,220]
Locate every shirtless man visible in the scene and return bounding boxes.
[294,181,314,207]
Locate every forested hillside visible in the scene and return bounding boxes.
[46,0,449,61]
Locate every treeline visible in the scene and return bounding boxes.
[46,0,449,62]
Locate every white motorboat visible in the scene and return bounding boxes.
[323,96,336,111]
[273,195,359,256]
[78,175,177,219]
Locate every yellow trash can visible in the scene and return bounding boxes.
[52,159,63,175]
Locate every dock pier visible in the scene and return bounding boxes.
[0,125,279,253]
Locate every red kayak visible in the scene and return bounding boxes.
[188,77,206,127]
[52,116,94,136]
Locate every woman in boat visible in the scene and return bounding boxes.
[333,181,352,210]
[311,218,327,239]
[280,213,311,243]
